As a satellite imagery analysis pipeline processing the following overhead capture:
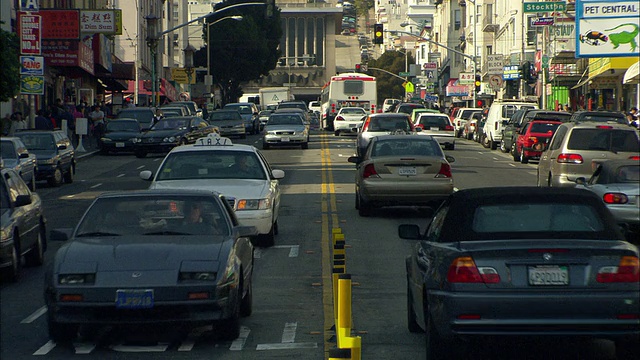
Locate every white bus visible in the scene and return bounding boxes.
[320,73,377,130]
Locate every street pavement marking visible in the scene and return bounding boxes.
[256,342,317,350]
[508,163,516,167]
[90,183,103,189]
[111,342,169,352]
[270,245,300,258]
[137,165,145,169]
[21,306,47,323]
[33,340,56,355]
[178,326,210,352]
[281,322,297,343]
[74,342,96,354]
[117,173,125,177]
[229,326,251,351]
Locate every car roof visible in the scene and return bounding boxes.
[452,186,605,203]
[564,121,636,130]
[118,107,154,112]
[156,116,197,120]
[572,110,625,118]
[372,133,432,141]
[168,141,257,154]
[369,113,410,118]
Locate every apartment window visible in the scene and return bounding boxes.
[486,45,493,55]
[454,10,461,30]
[526,16,537,46]
[476,4,481,24]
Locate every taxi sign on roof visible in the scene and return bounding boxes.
[194,134,233,146]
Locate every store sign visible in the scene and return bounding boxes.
[446,86,470,97]
[19,13,41,55]
[20,75,44,95]
[531,17,554,26]
[20,0,39,11]
[40,10,80,39]
[576,0,640,58]
[20,56,44,75]
[80,10,119,33]
[459,72,474,85]
[503,65,521,80]
[42,40,94,75]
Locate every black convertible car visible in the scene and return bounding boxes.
[133,116,218,158]
[45,189,255,343]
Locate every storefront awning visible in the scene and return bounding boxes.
[623,61,640,85]
[124,79,177,101]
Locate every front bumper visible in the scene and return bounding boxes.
[263,133,307,146]
[35,164,57,180]
[235,209,273,235]
[428,289,640,339]
[0,238,15,269]
[219,128,246,136]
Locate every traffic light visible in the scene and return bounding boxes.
[522,61,531,82]
[474,75,481,93]
[476,99,485,108]
[373,24,384,45]
[355,63,361,73]
[527,62,538,84]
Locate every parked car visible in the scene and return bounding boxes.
[0,166,46,282]
[575,159,640,243]
[115,107,155,130]
[44,189,255,342]
[348,133,454,216]
[208,110,246,138]
[1,137,37,190]
[451,107,478,138]
[401,186,639,360]
[334,107,367,136]
[133,116,219,158]
[483,100,538,149]
[356,113,415,156]
[140,134,284,246]
[462,112,483,140]
[570,110,628,125]
[414,113,456,150]
[502,110,571,154]
[512,120,563,164]
[99,118,142,154]
[308,101,322,114]
[15,130,75,187]
[223,102,260,135]
[537,122,640,187]
[263,112,309,150]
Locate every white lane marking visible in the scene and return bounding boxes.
[229,326,251,351]
[74,343,96,354]
[508,163,516,167]
[90,183,103,189]
[117,173,125,178]
[137,165,145,169]
[254,248,263,259]
[288,246,299,258]
[256,342,317,350]
[154,158,161,162]
[21,306,47,323]
[111,343,169,352]
[33,340,56,355]
[178,326,209,352]
[281,322,297,343]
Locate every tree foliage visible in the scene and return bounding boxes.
[353,0,374,18]
[366,50,414,102]
[194,0,282,105]
[0,25,20,102]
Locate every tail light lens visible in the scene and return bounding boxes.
[603,193,628,204]
[557,153,583,164]
[629,155,640,160]
[596,256,640,283]
[362,164,379,179]
[331,104,336,113]
[447,257,500,283]
[444,125,454,131]
[336,116,344,121]
[435,163,452,178]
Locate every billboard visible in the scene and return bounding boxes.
[18,12,41,55]
[40,10,80,39]
[576,0,640,58]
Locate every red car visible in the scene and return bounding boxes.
[513,120,562,164]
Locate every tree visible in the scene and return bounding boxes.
[0,25,20,102]
[366,50,414,102]
[195,0,282,105]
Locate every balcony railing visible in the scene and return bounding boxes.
[482,15,499,33]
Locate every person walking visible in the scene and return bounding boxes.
[34,109,53,130]
[88,105,105,148]
[10,111,27,135]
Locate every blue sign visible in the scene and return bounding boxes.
[575,0,640,58]
[20,0,39,11]
[503,65,521,80]
[20,56,44,76]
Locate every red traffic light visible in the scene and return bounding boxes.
[476,100,485,108]
[355,63,361,72]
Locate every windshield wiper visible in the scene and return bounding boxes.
[143,231,191,235]
[76,231,121,237]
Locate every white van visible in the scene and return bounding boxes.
[484,100,538,150]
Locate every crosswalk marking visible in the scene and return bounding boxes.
[74,343,96,354]
[110,342,169,352]
[281,322,297,343]
[33,340,56,355]
[229,326,251,351]
[21,306,47,324]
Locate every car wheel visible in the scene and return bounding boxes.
[425,305,447,360]
[407,282,423,333]
[29,172,36,191]
[1,237,20,282]
[47,312,78,343]
[239,273,253,317]
[217,296,241,340]
[273,219,279,235]
[355,190,360,210]
[262,142,270,150]
[490,137,498,150]
[25,229,44,267]
[520,149,529,164]
[334,130,340,136]
[259,222,276,247]
[512,146,519,161]
[500,140,508,153]
[63,164,74,184]
[134,150,147,158]
[481,134,490,148]
[47,166,63,187]
[301,142,309,149]
[358,193,370,217]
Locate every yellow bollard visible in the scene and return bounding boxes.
[332,227,342,236]
[337,274,352,330]
[333,241,346,258]
[328,347,351,359]
[333,232,345,247]
[332,267,344,321]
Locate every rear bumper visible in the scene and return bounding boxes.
[360,180,453,206]
[428,290,640,339]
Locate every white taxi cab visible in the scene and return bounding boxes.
[139,134,285,246]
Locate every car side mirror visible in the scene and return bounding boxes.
[398,224,421,240]
[139,170,154,181]
[575,177,587,185]
[271,169,285,179]
[49,228,72,241]
[347,155,361,164]
[14,194,32,207]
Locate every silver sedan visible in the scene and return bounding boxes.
[262,113,309,150]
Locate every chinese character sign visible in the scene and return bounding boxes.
[80,10,117,34]
[40,10,80,39]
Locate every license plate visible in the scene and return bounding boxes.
[115,142,125,148]
[398,167,417,176]
[281,137,290,142]
[430,127,440,131]
[349,123,356,128]
[115,289,154,309]
[528,266,569,286]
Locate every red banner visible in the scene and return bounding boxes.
[18,12,41,55]
[42,40,94,75]
[40,10,79,39]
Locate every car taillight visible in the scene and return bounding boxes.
[447,257,500,284]
[557,153,583,164]
[444,125,454,131]
[595,125,613,129]
[362,164,379,179]
[603,193,628,204]
[336,116,344,121]
[331,104,336,113]
[596,256,640,283]
[529,136,538,143]
[435,163,452,178]
[629,155,640,160]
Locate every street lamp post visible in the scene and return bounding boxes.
[145,14,160,107]
[183,44,196,96]
[206,15,243,109]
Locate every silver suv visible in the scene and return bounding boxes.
[537,122,640,187]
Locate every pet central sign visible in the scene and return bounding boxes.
[576,0,640,58]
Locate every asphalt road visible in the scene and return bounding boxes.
[0,132,620,360]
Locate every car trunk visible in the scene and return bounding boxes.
[372,156,445,180]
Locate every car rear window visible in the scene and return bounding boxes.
[367,117,411,131]
[341,108,366,115]
[372,139,442,157]
[567,129,640,152]
[614,165,640,183]
[209,112,242,121]
[224,105,252,114]
[460,110,476,119]
[418,116,449,127]
[529,113,571,122]
[530,122,560,133]
[472,203,604,233]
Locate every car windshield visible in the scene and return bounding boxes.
[567,129,639,152]
[1,141,16,158]
[117,110,153,125]
[530,122,560,133]
[106,121,139,132]
[151,119,189,130]
[367,117,410,132]
[267,115,303,125]
[155,150,267,180]
[225,105,253,114]
[372,139,442,157]
[341,108,366,115]
[209,112,242,121]
[75,196,230,237]
[397,104,423,114]
[278,103,306,111]
[16,134,56,151]
[472,203,604,233]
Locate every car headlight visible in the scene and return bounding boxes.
[132,138,141,143]
[179,272,217,281]
[266,131,276,135]
[0,227,10,242]
[163,136,176,143]
[58,274,96,285]
[236,198,271,210]
[100,137,112,142]
[234,124,244,128]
